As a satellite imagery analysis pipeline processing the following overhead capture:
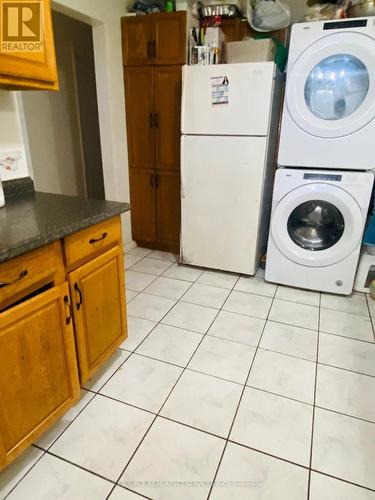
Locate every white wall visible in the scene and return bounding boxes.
[51,0,131,243]
[0,92,28,181]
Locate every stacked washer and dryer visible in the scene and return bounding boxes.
[265,18,375,295]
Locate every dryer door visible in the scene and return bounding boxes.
[286,32,375,138]
[271,183,364,267]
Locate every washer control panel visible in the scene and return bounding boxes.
[303,173,342,182]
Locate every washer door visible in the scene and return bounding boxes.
[286,32,375,138]
[271,183,363,267]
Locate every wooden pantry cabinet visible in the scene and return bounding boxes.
[122,13,185,253]
[0,216,127,470]
[0,0,58,90]
[122,12,186,67]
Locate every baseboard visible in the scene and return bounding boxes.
[124,240,137,254]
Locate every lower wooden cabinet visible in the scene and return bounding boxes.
[0,217,128,471]
[68,245,127,383]
[156,170,180,248]
[0,283,80,469]
[129,168,157,243]
[130,168,180,252]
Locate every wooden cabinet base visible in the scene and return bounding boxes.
[135,240,179,255]
[68,245,127,384]
[0,283,80,471]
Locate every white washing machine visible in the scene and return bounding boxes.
[265,169,374,294]
[278,17,375,170]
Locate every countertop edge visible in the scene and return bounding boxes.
[0,202,130,264]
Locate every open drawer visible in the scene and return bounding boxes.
[0,241,65,311]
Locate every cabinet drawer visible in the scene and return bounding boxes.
[63,217,122,270]
[0,242,64,311]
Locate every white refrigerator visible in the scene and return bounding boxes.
[180,62,281,275]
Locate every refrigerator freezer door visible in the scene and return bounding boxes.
[181,135,268,274]
[181,62,275,136]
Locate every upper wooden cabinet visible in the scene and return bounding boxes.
[122,12,186,67]
[0,283,79,469]
[124,66,155,170]
[0,0,58,90]
[154,65,181,171]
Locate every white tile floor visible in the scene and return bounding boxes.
[2,247,375,500]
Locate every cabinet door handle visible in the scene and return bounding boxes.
[89,232,108,244]
[147,41,152,59]
[155,173,160,188]
[0,269,28,288]
[149,112,154,128]
[154,112,159,128]
[64,295,72,325]
[152,40,156,58]
[74,283,83,310]
[150,172,155,188]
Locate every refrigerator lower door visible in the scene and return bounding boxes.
[181,135,268,275]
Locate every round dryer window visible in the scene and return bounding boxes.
[287,200,345,251]
[286,31,375,138]
[304,54,369,121]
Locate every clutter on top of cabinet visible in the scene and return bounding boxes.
[247,0,291,31]
[354,247,375,293]
[200,4,242,17]
[348,0,375,17]
[304,0,351,20]
[190,26,224,64]
[226,38,276,63]
[0,179,4,208]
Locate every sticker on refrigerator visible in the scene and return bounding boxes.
[211,76,229,106]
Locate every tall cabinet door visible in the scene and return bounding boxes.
[154,66,181,172]
[124,67,154,170]
[129,169,157,243]
[153,12,187,65]
[0,283,79,469]
[156,170,181,249]
[69,246,127,384]
[121,16,152,66]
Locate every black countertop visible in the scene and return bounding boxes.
[0,191,130,263]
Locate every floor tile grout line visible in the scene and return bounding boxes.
[206,282,278,499]
[227,439,309,470]
[3,260,231,497]
[9,252,373,498]
[92,360,375,428]
[313,404,375,427]
[309,468,375,493]
[317,361,375,380]
[45,450,116,484]
[3,449,48,500]
[104,269,216,498]
[39,390,100,453]
[106,272,242,499]
[307,292,321,500]
[4,388,103,498]
[318,329,375,345]
[365,293,375,342]
[115,484,154,500]
[245,384,314,407]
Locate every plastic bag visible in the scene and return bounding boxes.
[247,0,291,32]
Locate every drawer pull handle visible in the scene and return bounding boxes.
[64,296,72,325]
[89,232,108,244]
[74,283,83,310]
[0,270,28,288]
